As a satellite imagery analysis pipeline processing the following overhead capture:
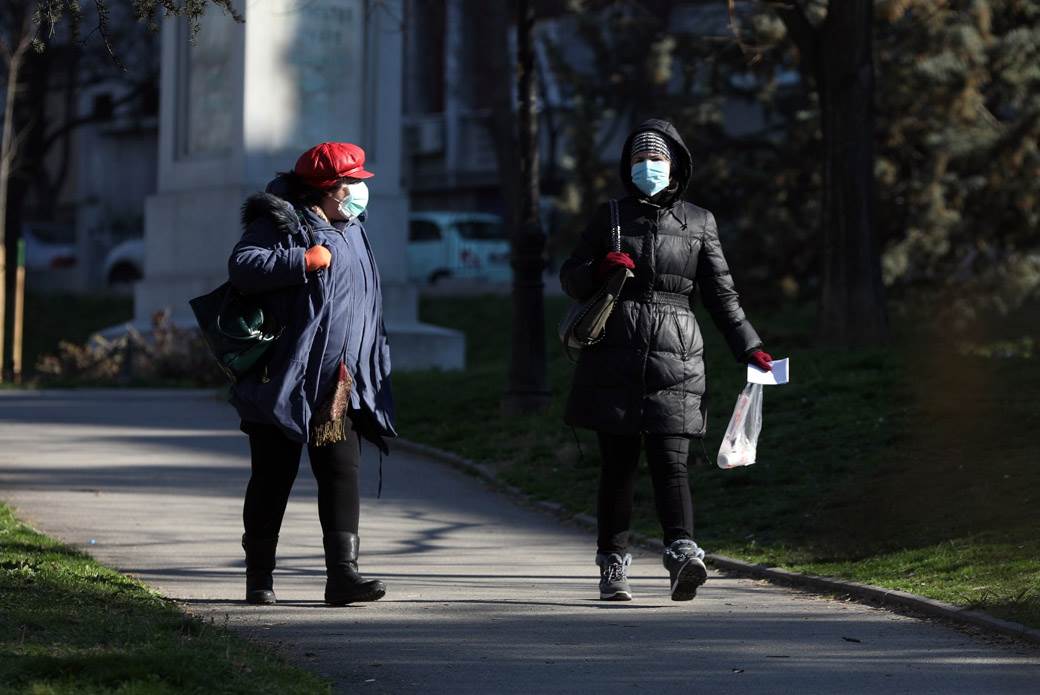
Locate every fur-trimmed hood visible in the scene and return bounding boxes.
[241,174,368,232]
[240,191,299,232]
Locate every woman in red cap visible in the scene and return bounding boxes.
[226,142,397,606]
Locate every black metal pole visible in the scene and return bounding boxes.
[503,0,550,415]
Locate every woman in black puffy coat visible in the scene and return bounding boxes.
[560,119,773,602]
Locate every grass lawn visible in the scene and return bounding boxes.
[0,503,329,694]
[394,294,1040,628]
[1,290,134,388]
[21,292,134,377]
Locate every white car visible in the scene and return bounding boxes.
[408,212,511,285]
[98,213,514,288]
[23,223,77,271]
[102,238,144,285]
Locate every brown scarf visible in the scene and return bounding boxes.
[310,360,353,446]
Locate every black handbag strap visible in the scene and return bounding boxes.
[609,199,621,252]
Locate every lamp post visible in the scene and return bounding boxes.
[503,0,551,415]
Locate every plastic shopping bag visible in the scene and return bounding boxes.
[717,383,763,469]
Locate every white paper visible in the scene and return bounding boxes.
[747,357,789,385]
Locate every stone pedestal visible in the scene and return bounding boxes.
[134,0,464,371]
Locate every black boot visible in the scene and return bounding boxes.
[323,532,386,605]
[242,534,278,605]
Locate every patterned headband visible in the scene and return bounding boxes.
[631,131,672,161]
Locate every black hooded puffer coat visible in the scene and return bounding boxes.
[561,119,762,437]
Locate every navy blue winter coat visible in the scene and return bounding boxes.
[226,179,396,451]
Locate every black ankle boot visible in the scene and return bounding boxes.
[323,531,386,605]
[242,534,278,605]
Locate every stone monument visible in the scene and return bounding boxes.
[135,0,464,370]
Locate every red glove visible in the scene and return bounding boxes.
[597,251,635,278]
[748,350,773,372]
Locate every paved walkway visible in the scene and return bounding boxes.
[2,390,1038,694]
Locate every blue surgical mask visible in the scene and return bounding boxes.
[337,182,369,219]
[631,160,671,197]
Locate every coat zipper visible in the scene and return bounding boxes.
[638,209,662,432]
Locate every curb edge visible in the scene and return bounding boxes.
[393,437,1040,646]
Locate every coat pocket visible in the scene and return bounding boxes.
[672,309,690,360]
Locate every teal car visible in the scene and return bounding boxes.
[408,212,511,284]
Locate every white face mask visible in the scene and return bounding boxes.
[337,182,369,219]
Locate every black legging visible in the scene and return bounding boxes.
[596,432,693,553]
[242,419,361,539]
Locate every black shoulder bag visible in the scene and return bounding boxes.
[557,199,633,361]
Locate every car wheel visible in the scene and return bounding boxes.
[108,262,143,285]
[428,269,452,285]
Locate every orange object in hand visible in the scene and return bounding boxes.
[305,245,332,272]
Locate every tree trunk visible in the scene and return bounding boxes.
[0,27,32,381]
[815,0,888,346]
[503,0,550,414]
[3,46,48,364]
[471,0,520,230]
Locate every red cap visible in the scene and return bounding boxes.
[293,142,374,189]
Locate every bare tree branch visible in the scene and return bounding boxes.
[0,23,35,69]
[93,0,126,72]
[1,13,38,168]
[2,123,33,169]
[39,77,154,153]
[767,0,819,67]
